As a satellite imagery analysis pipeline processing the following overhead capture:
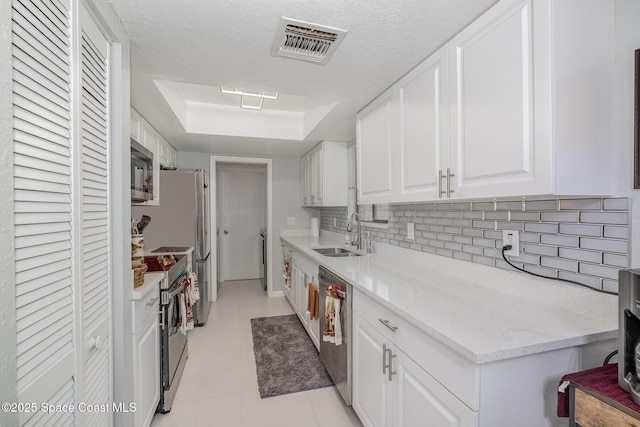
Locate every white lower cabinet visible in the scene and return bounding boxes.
[281,243,321,349]
[132,280,161,427]
[393,346,476,427]
[353,312,476,427]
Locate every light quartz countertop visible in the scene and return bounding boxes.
[281,232,618,364]
[132,271,164,301]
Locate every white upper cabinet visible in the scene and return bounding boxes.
[301,141,349,207]
[357,0,614,204]
[131,108,179,205]
[130,108,143,143]
[398,46,449,202]
[356,88,395,204]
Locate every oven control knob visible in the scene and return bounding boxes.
[90,336,103,350]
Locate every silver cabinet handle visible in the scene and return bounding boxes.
[378,318,398,332]
[446,168,455,197]
[387,347,397,381]
[438,169,444,199]
[146,297,158,306]
[159,309,165,330]
[382,343,388,374]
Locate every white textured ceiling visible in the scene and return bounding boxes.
[111,0,499,157]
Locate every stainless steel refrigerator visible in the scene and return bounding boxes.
[133,169,211,325]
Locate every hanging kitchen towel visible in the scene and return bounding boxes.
[333,297,342,346]
[188,271,200,305]
[322,290,342,345]
[282,254,292,288]
[179,290,188,335]
[323,293,335,343]
[184,277,195,331]
[306,282,318,320]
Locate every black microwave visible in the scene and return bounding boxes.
[131,139,154,202]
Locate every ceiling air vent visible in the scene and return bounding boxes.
[271,17,347,65]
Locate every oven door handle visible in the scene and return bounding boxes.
[168,282,186,300]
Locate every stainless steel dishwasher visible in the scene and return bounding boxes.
[318,265,352,406]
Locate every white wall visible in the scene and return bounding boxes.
[615,0,640,266]
[178,153,319,292]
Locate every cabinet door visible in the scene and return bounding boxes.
[313,147,324,205]
[449,0,537,199]
[141,123,160,205]
[289,264,299,312]
[392,346,477,427]
[301,153,310,206]
[307,276,320,350]
[357,87,395,204]
[398,46,449,202]
[134,311,160,427]
[353,315,392,427]
[296,268,309,329]
[131,109,143,142]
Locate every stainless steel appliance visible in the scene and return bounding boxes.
[318,265,352,406]
[619,269,640,405]
[133,169,211,325]
[260,228,267,291]
[130,139,154,202]
[146,254,189,413]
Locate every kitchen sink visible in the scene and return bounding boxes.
[312,247,361,257]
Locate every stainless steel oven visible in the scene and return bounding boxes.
[146,254,189,413]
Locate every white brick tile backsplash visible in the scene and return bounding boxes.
[541,211,580,222]
[580,212,628,225]
[603,253,628,268]
[603,198,629,210]
[541,234,578,247]
[524,244,559,257]
[472,201,495,211]
[579,263,619,280]
[496,201,524,211]
[579,237,627,254]
[603,226,628,239]
[558,248,602,264]
[541,256,579,273]
[319,196,629,294]
[558,198,601,210]
[524,223,560,234]
[559,223,602,237]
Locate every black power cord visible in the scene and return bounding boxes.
[603,350,618,365]
[501,246,617,296]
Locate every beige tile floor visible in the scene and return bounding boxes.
[150,279,361,427]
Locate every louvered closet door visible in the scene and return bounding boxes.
[12,0,76,426]
[79,4,112,426]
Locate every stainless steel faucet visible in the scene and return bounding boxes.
[346,211,361,250]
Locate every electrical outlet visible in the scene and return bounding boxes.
[287,216,295,225]
[502,229,520,256]
[333,217,337,227]
[407,222,415,240]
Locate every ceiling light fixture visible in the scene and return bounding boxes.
[220,87,279,110]
[221,87,279,99]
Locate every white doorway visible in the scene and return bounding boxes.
[210,156,272,300]
[218,165,266,281]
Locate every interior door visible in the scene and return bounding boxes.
[78,5,112,425]
[219,168,266,281]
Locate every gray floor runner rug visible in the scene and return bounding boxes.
[250,314,333,398]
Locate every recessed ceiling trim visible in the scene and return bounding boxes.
[271,17,347,65]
